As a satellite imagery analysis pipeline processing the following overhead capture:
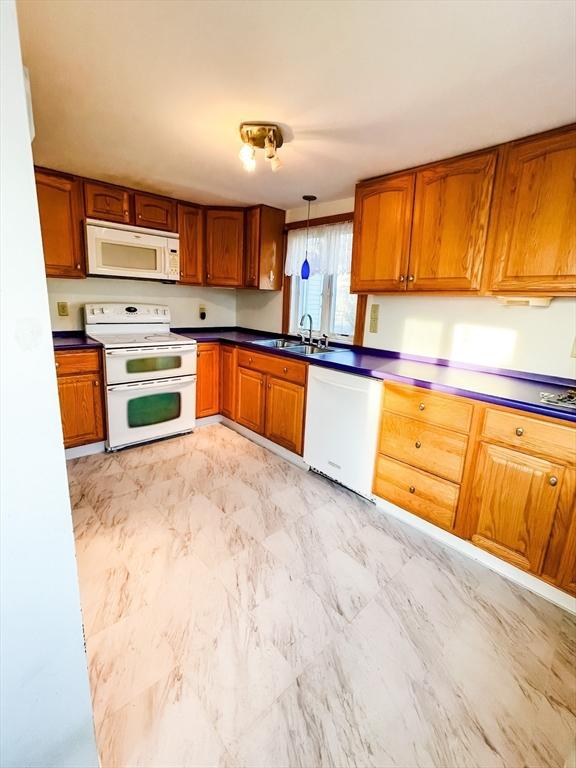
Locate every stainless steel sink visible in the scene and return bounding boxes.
[252,338,302,349]
[288,344,344,356]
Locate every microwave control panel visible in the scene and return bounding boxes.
[168,246,180,280]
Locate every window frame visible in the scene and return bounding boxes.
[288,272,357,343]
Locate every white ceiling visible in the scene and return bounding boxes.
[17,0,576,210]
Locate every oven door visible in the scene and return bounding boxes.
[106,375,196,450]
[105,345,197,384]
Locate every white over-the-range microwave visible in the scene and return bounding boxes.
[85,219,180,282]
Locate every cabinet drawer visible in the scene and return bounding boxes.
[373,455,459,530]
[383,382,473,433]
[481,408,575,464]
[55,349,101,376]
[379,412,468,483]
[237,349,307,385]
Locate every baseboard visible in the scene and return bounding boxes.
[373,496,576,615]
[195,414,225,427]
[219,417,309,470]
[65,441,106,459]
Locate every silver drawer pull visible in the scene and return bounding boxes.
[549,476,558,487]
[415,441,421,449]
[515,427,524,437]
[409,485,416,494]
[418,403,425,411]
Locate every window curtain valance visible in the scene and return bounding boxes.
[284,220,353,277]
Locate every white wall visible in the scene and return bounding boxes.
[365,295,576,379]
[48,277,237,331]
[285,197,355,223]
[0,4,99,766]
[236,289,283,333]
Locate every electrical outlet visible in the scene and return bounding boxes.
[369,303,379,333]
[199,305,207,321]
[57,301,69,317]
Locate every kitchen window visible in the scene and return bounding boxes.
[285,220,357,342]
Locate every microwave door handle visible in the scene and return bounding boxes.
[108,376,196,393]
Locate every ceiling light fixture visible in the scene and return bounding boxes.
[239,122,284,173]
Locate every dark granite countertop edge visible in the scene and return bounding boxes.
[52,328,576,423]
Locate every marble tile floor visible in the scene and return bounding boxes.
[67,424,576,768]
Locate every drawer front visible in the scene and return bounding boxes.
[379,412,468,483]
[383,382,473,433]
[55,349,101,376]
[481,408,575,464]
[373,454,459,530]
[237,349,307,385]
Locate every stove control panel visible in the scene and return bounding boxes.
[84,303,171,324]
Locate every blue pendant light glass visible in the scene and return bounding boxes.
[300,194,317,280]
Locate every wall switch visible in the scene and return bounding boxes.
[369,303,379,333]
[199,305,207,321]
[57,301,69,317]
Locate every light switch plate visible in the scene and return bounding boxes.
[369,303,379,333]
[57,301,69,317]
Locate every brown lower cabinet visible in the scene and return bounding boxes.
[236,367,266,434]
[264,376,305,455]
[196,343,220,417]
[220,345,237,419]
[373,381,576,595]
[55,349,105,448]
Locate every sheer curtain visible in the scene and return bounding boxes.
[284,221,353,277]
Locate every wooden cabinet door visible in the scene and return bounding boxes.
[245,207,260,288]
[220,345,237,420]
[408,151,496,291]
[178,204,204,284]
[84,181,131,223]
[236,367,265,434]
[205,210,244,286]
[35,171,85,277]
[57,373,104,448]
[134,193,176,231]
[264,376,305,455]
[351,173,414,292]
[468,442,564,573]
[245,206,285,290]
[487,127,576,293]
[196,343,220,417]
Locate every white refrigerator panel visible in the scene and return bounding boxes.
[304,366,382,497]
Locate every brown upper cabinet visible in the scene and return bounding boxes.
[351,173,415,292]
[205,209,244,287]
[35,169,85,277]
[408,151,496,291]
[245,205,285,290]
[178,204,204,285]
[352,124,574,295]
[485,126,576,294]
[134,192,176,231]
[84,180,131,224]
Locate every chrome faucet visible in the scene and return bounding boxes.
[299,314,313,344]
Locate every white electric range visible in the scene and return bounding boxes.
[85,303,197,450]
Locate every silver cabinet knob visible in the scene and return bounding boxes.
[415,441,421,449]
[419,402,425,411]
[515,427,524,437]
[399,275,405,282]
[283,367,288,373]
[549,476,558,487]
[409,485,416,494]
[408,275,415,282]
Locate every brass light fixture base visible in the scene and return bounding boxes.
[239,122,284,149]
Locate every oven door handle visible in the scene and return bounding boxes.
[106,345,196,356]
[107,375,196,392]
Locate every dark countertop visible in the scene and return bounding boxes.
[53,332,102,350]
[53,328,576,423]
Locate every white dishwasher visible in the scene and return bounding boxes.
[304,366,383,498]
